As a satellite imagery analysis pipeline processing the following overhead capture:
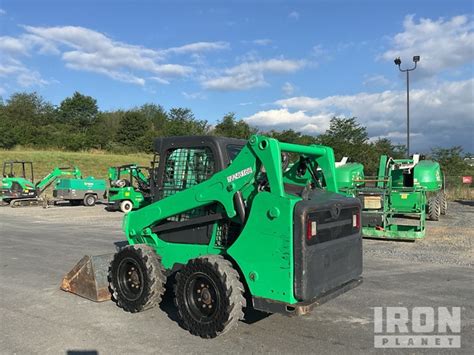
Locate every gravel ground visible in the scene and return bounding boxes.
[363,201,474,267]
[0,200,472,354]
[2,200,473,267]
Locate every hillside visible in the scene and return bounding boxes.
[0,149,153,181]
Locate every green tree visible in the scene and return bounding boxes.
[430,146,473,176]
[0,103,17,149]
[213,112,257,139]
[316,117,369,164]
[268,129,317,145]
[58,91,99,131]
[363,138,406,175]
[166,108,208,136]
[138,103,168,133]
[116,111,151,149]
[3,92,56,147]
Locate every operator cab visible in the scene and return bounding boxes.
[110,164,150,193]
[151,136,246,202]
[2,160,34,181]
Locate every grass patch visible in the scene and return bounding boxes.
[0,149,152,181]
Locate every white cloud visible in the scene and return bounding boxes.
[282,82,296,96]
[182,91,206,100]
[289,11,300,20]
[0,62,50,88]
[0,24,232,89]
[1,25,230,87]
[16,71,50,87]
[246,78,474,151]
[381,15,474,78]
[149,76,170,85]
[0,35,51,89]
[363,74,391,87]
[22,26,195,83]
[0,9,6,15]
[0,36,29,55]
[244,109,332,134]
[252,39,272,46]
[202,58,306,91]
[203,72,267,91]
[162,41,229,54]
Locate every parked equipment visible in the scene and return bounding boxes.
[389,155,446,220]
[107,164,150,213]
[62,135,363,338]
[334,160,365,197]
[54,176,107,206]
[315,157,365,198]
[354,154,445,240]
[1,161,82,207]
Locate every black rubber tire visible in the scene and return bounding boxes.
[83,194,97,207]
[439,192,448,215]
[427,195,440,221]
[109,244,166,313]
[174,255,246,338]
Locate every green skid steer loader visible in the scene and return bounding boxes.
[61,135,363,338]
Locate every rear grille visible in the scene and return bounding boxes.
[307,208,358,245]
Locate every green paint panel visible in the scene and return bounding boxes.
[335,163,364,189]
[414,160,442,191]
[108,187,146,209]
[55,177,106,191]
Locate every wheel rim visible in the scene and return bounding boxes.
[124,202,132,211]
[87,196,94,205]
[117,257,144,301]
[184,272,220,323]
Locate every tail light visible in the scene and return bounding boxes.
[307,220,317,240]
[352,210,360,229]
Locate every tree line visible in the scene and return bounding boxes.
[0,91,471,176]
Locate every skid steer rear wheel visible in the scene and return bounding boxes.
[120,200,133,213]
[174,255,246,338]
[427,195,440,221]
[109,244,166,313]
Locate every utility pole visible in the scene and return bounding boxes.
[394,55,420,158]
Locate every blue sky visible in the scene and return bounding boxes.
[1,0,473,152]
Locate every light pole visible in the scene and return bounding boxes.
[394,55,420,158]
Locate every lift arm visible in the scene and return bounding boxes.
[35,166,82,194]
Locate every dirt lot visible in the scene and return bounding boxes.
[0,201,472,354]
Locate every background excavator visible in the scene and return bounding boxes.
[1,161,82,207]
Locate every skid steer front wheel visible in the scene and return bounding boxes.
[109,244,166,313]
[174,255,246,338]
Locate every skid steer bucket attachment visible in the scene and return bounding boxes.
[61,254,114,302]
